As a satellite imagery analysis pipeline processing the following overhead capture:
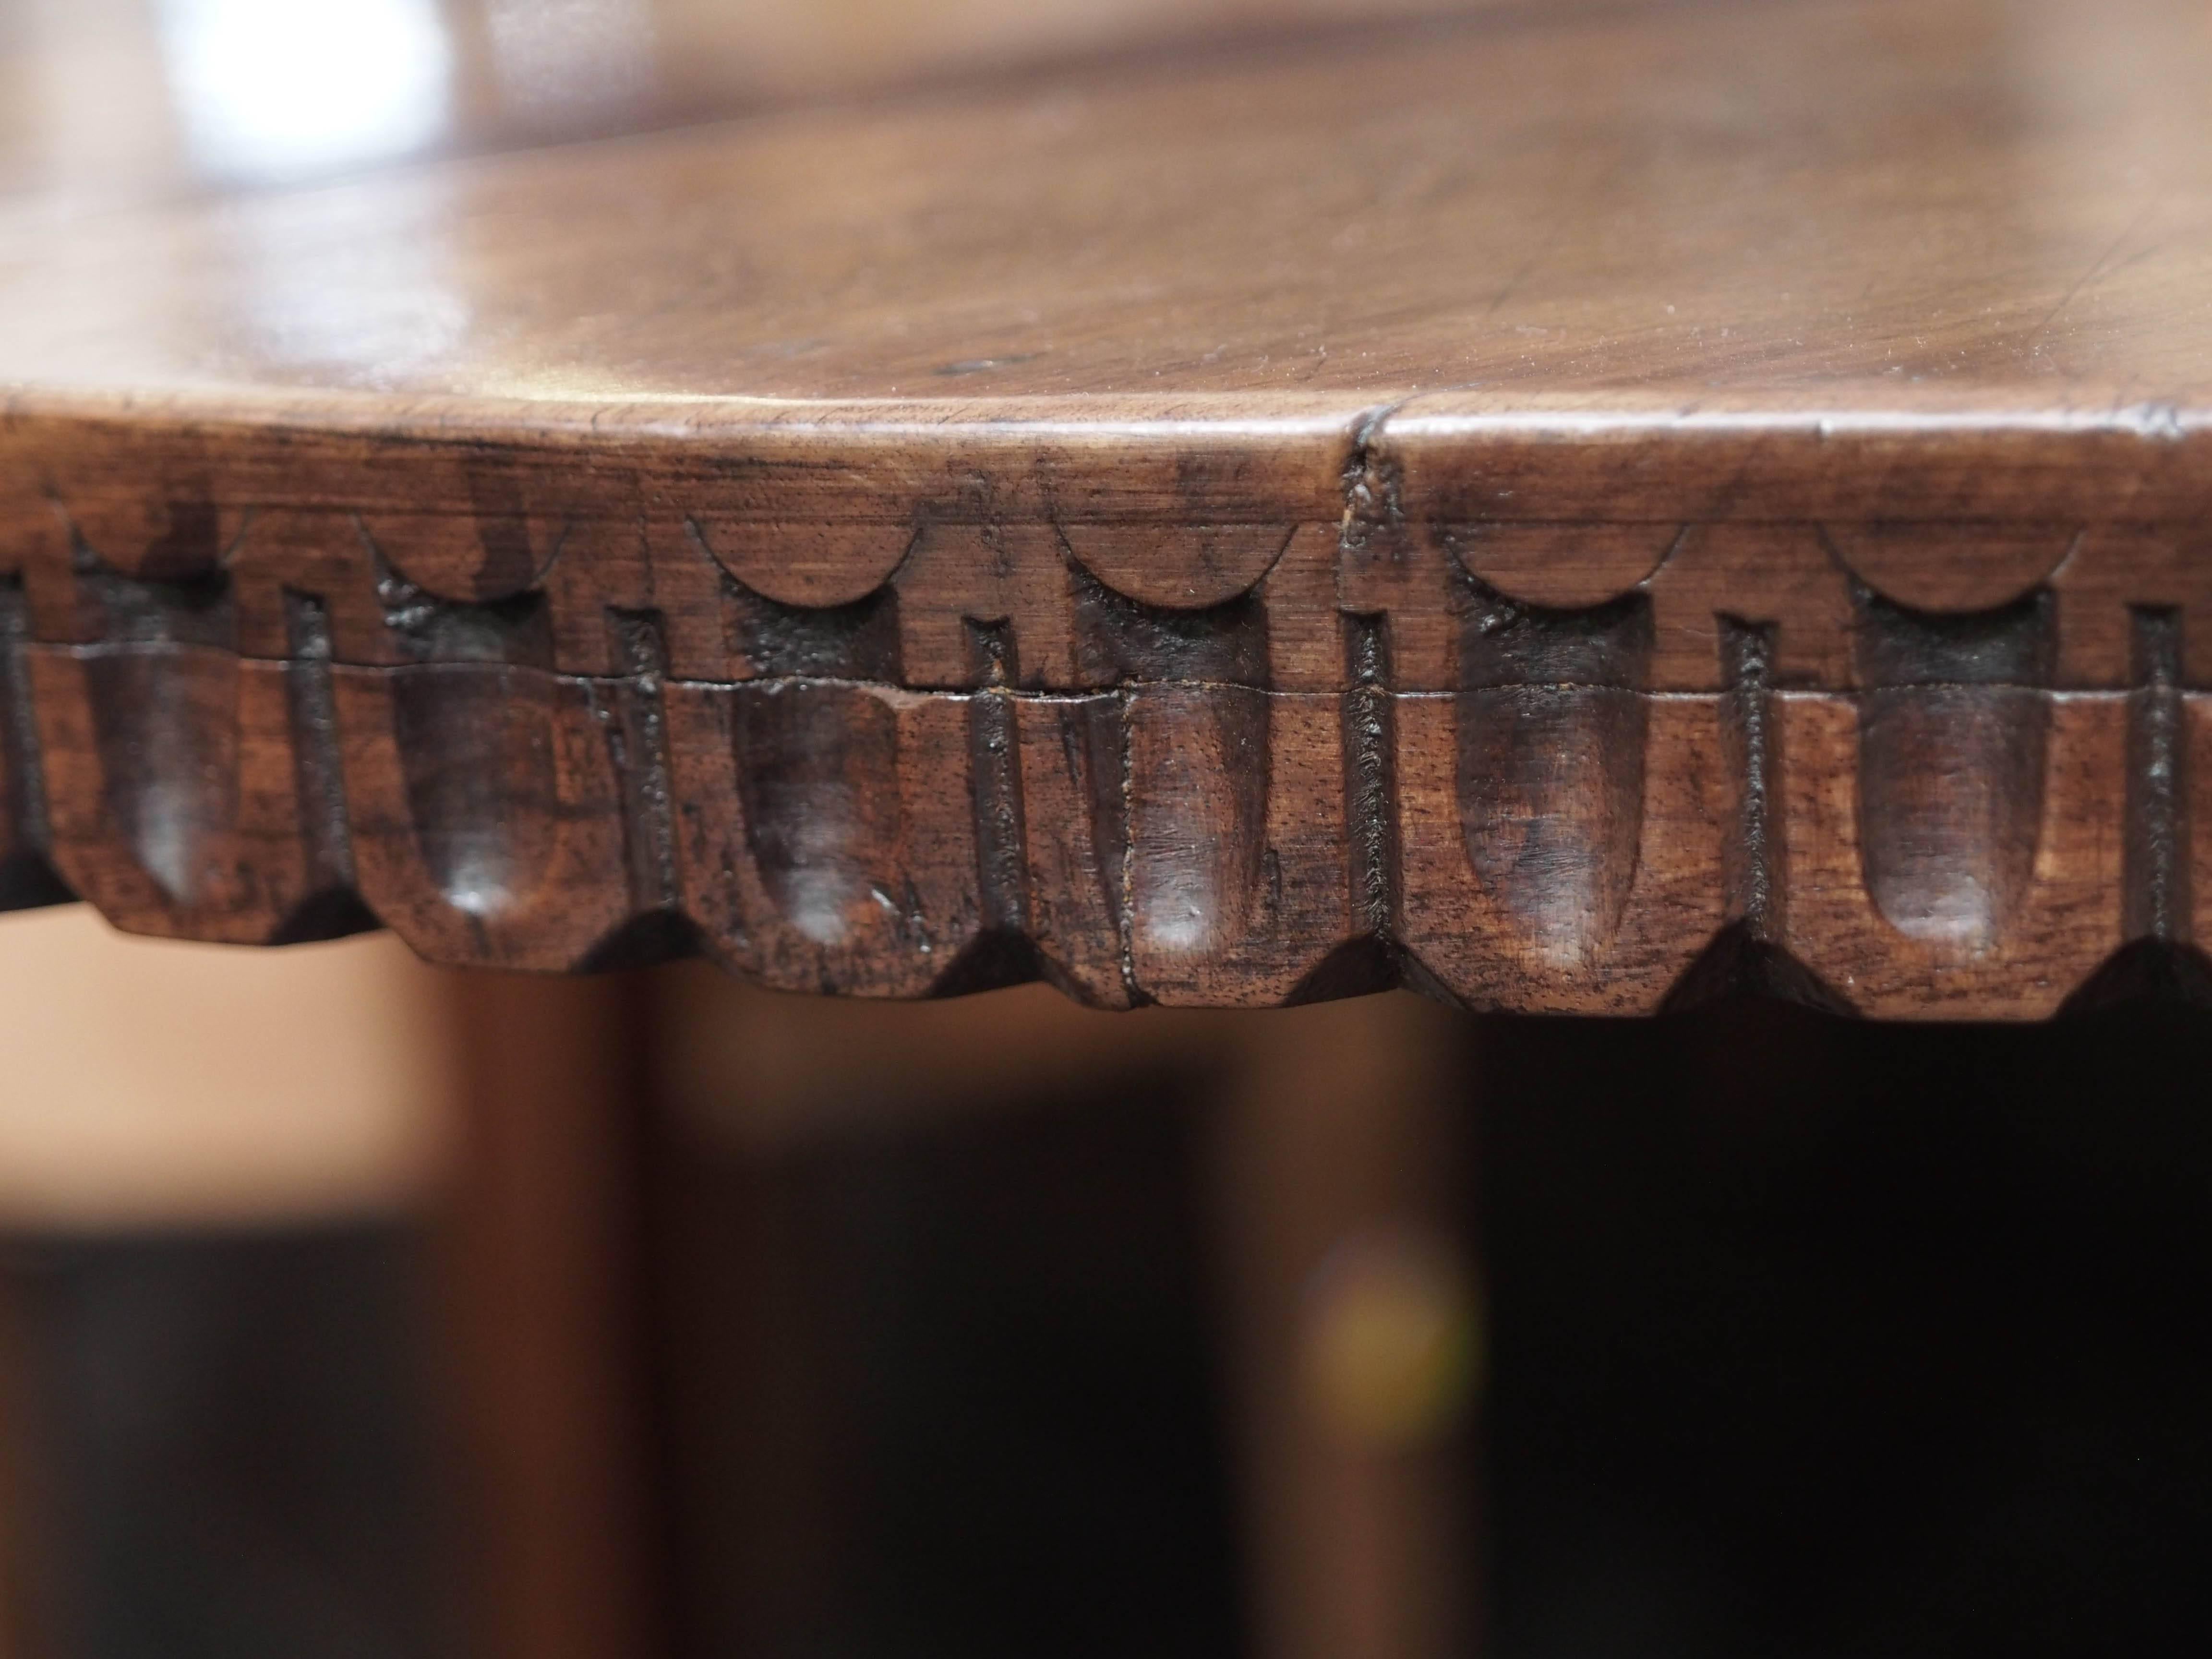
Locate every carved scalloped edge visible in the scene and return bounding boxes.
[1,503,2209,692]
[0,632,2204,1019]
[8,401,2212,692]
[8,418,2212,1013]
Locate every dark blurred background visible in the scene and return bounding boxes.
[6,919,2212,1659]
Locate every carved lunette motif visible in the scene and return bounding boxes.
[1,442,2209,1016]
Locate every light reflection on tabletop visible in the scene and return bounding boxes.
[153,0,457,181]
[0,0,2208,411]
[0,0,1496,208]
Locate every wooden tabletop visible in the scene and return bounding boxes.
[3,0,2209,1016]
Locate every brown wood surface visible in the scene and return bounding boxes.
[4,0,2212,1014]
[435,970,662,1659]
[0,0,1518,216]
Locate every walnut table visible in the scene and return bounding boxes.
[5,0,2211,1019]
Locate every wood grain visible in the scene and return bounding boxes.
[4,0,2212,1016]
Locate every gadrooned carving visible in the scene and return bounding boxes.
[1,473,2208,1018]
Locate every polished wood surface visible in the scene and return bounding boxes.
[0,0,1515,213]
[9,0,2212,436]
[3,0,2211,1013]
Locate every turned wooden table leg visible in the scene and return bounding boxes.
[1210,995,1482,1659]
[435,972,664,1659]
